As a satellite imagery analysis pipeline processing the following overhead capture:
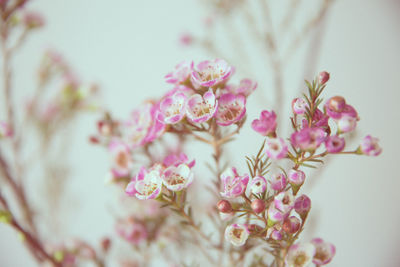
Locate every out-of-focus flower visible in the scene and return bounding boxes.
[179,32,194,46]
[226,78,257,97]
[265,137,288,159]
[126,102,166,147]
[126,166,163,200]
[311,238,336,265]
[270,173,287,192]
[251,110,277,137]
[165,61,193,85]
[249,176,267,194]
[23,11,45,29]
[325,135,345,153]
[157,92,187,124]
[359,135,382,156]
[215,93,246,126]
[116,218,148,245]
[286,243,316,267]
[162,163,193,191]
[0,122,12,138]
[291,127,326,151]
[163,153,195,168]
[336,115,357,133]
[224,224,249,247]
[191,59,232,87]
[292,98,308,115]
[186,88,218,123]
[220,167,249,198]
[109,139,132,177]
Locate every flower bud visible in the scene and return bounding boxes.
[282,216,301,234]
[288,169,306,195]
[100,238,111,252]
[270,229,283,241]
[251,199,266,214]
[318,71,330,85]
[217,200,233,213]
[294,195,311,219]
[270,173,287,192]
[292,98,308,115]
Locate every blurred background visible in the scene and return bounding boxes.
[0,0,399,266]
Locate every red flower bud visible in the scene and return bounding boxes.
[217,200,232,213]
[251,199,266,214]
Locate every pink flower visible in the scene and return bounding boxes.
[186,89,218,123]
[286,243,316,267]
[312,109,330,129]
[179,32,193,46]
[157,92,187,124]
[126,166,163,200]
[143,102,166,144]
[270,173,287,191]
[191,59,232,88]
[318,71,330,85]
[23,11,45,29]
[226,79,257,97]
[220,167,249,198]
[360,135,382,156]
[249,176,267,194]
[311,238,336,265]
[0,122,12,138]
[163,153,195,168]
[325,96,358,120]
[291,127,326,151]
[294,195,311,218]
[116,218,148,245]
[270,229,283,241]
[165,61,193,85]
[288,169,305,194]
[292,98,308,115]
[162,164,194,191]
[274,191,294,214]
[125,103,155,147]
[109,140,132,177]
[224,224,249,246]
[215,93,246,126]
[325,135,345,153]
[251,110,277,136]
[336,115,357,133]
[324,96,346,119]
[265,137,288,159]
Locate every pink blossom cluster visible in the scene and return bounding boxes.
[125,153,195,200]
[216,71,381,266]
[93,65,381,266]
[92,59,255,182]
[251,72,381,158]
